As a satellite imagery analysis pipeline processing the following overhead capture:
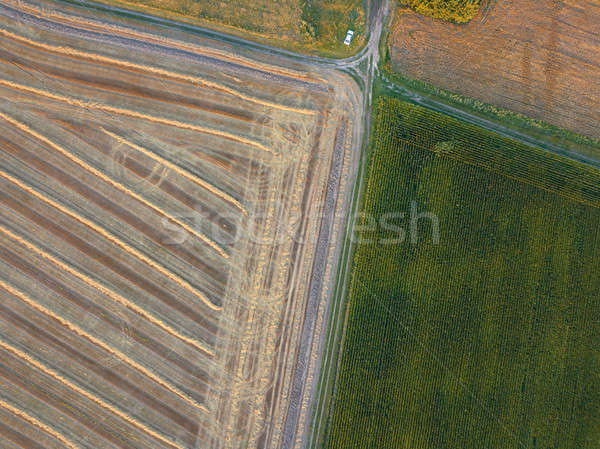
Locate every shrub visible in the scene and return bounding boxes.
[401,0,480,23]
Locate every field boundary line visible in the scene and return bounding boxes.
[0,223,214,363]
[0,28,316,116]
[100,128,247,215]
[0,169,222,314]
[0,337,188,449]
[0,109,229,259]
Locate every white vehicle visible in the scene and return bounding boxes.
[344,30,354,46]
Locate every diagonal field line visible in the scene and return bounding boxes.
[101,127,247,215]
[0,27,316,116]
[0,168,222,312]
[0,278,210,415]
[0,222,214,359]
[0,337,189,449]
[0,78,275,155]
[354,278,528,449]
[0,397,81,449]
[9,1,314,82]
[0,110,229,259]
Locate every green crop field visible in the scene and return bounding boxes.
[323,98,600,449]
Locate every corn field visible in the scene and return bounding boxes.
[323,98,600,449]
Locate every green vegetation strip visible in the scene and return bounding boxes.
[379,71,600,162]
[324,97,600,449]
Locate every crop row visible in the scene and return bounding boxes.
[324,98,600,449]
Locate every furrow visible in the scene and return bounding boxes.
[0,278,209,419]
[0,27,316,116]
[0,78,275,156]
[0,397,80,449]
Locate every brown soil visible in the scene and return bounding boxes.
[390,0,600,139]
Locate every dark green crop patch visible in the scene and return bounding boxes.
[324,97,600,449]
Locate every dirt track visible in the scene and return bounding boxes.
[0,1,363,448]
[390,0,600,139]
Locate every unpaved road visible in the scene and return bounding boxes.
[5,1,596,448]
[0,1,368,448]
[36,2,387,449]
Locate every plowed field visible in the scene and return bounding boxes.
[390,0,600,139]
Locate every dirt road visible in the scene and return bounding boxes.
[0,1,367,448]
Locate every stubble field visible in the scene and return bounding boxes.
[390,0,600,140]
[0,2,361,449]
[65,0,367,56]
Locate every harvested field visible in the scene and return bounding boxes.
[324,97,600,449]
[0,2,362,448]
[390,0,600,140]
[66,0,366,56]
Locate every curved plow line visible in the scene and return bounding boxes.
[0,170,222,313]
[0,224,214,364]
[101,128,247,215]
[0,397,81,449]
[0,280,210,416]
[0,28,315,116]
[0,339,188,449]
[0,110,229,259]
[0,79,273,156]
